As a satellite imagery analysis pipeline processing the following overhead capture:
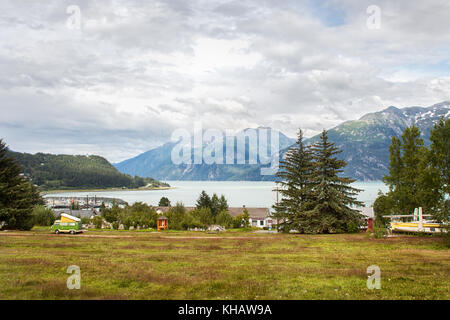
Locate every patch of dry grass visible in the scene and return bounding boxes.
[0,229,448,299]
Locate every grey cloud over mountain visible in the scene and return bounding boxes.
[0,0,449,162]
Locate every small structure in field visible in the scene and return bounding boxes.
[207,225,225,232]
[157,216,168,231]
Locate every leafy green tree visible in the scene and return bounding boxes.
[32,205,56,226]
[101,205,120,223]
[166,202,186,230]
[158,197,171,207]
[232,209,250,228]
[0,139,43,230]
[181,211,203,230]
[92,215,103,229]
[373,191,392,228]
[306,130,363,233]
[382,125,442,216]
[273,129,314,232]
[191,207,214,227]
[215,210,233,228]
[428,117,450,223]
[242,208,250,228]
[232,214,244,228]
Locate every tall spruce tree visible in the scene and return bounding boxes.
[273,129,314,232]
[0,139,42,230]
[307,130,363,233]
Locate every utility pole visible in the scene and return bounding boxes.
[272,182,280,232]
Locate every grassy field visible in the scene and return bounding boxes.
[0,228,448,300]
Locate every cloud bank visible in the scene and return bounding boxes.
[1,0,449,162]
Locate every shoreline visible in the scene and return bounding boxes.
[41,186,175,195]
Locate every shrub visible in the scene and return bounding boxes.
[158,197,171,207]
[92,215,103,229]
[32,205,56,226]
[215,210,233,228]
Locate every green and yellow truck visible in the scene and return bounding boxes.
[51,213,83,234]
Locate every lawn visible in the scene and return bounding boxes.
[0,228,448,299]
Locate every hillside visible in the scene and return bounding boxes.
[114,101,450,181]
[8,151,169,190]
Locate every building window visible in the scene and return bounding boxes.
[260,220,264,226]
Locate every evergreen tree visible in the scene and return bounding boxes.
[0,139,42,230]
[272,129,314,232]
[306,130,363,233]
[210,193,220,218]
[218,195,228,212]
[196,190,211,209]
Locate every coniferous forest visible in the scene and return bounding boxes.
[6,146,169,191]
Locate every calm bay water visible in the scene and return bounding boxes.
[45,181,388,208]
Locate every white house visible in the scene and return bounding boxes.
[228,206,273,228]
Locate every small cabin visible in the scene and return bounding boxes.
[157,216,168,231]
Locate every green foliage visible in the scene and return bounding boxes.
[429,117,450,195]
[101,202,121,223]
[307,130,364,233]
[196,191,211,209]
[381,122,448,220]
[232,210,250,228]
[166,202,187,230]
[215,210,233,228]
[274,130,363,234]
[195,190,229,224]
[0,139,43,230]
[92,216,103,229]
[191,207,214,227]
[158,197,171,207]
[7,150,169,191]
[32,205,55,226]
[373,191,392,228]
[428,118,450,224]
[115,202,157,229]
[273,129,315,232]
[80,217,90,225]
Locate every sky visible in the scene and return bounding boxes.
[1,0,449,162]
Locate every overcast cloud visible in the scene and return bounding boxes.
[1,0,449,162]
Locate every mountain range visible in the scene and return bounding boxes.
[114,102,450,181]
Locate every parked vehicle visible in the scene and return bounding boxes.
[51,213,83,234]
